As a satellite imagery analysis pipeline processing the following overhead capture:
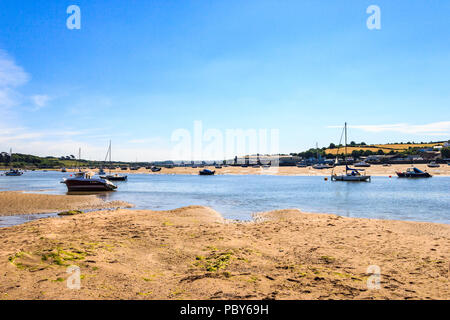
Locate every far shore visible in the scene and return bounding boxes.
[10,163,450,177]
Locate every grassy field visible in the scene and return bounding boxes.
[325,142,443,155]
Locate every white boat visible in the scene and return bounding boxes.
[354,161,371,167]
[331,123,371,182]
[427,162,440,168]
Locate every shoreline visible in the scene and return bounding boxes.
[0,205,448,299]
[21,163,450,177]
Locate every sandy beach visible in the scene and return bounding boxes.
[65,164,450,177]
[0,201,448,300]
[0,191,132,216]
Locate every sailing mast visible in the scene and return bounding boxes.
[344,122,348,171]
[108,140,112,174]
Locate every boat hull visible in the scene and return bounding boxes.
[396,172,431,178]
[331,175,371,182]
[62,179,117,191]
[100,175,127,181]
[199,169,215,175]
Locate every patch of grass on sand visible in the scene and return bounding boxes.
[57,210,84,216]
[8,251,47,271]
[195,249,234,272]
[41,247,86,266]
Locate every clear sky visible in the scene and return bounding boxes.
[0,0,449,161]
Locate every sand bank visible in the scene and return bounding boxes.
[66,164,450,177]
[0,191,132,216]
[0,206,448,299]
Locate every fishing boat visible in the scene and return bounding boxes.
[61,171,117,191]
[427,162,440,168]
[396,167,432,178]
[331,123,371,182]
[99,141,127,181]
[199,169,215,175]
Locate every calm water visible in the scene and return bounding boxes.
[0,171,449,225]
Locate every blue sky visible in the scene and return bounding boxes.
[0,0,449,161]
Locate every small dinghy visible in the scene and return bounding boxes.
[199,169,215,175]
[151,166,161,172]
[396,167,432,178]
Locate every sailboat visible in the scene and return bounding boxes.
[331,123,371,182]
[100,141,127,181]
[4,149,23,176]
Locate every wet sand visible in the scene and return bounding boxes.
[0,206,448,300]
[0,191,132,216]
[66,164,450,177]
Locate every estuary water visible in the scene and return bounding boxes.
[0,171,449,224]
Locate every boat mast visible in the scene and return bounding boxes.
[109,140,112,174]
[9,148,12,169]
[344,122,348,169]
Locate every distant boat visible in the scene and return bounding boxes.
[100,173,127,181]
[427,162,440,168]
[214,165,223,169]
[98,167,106,175]
[4,169,23,176]
[331,123,371,182]
[199,169,215,175]
[296,162,307,167]
[396,167,432,178]
[150,166,161,172]
[99,141,127,181]
[4,149,23,176]
[313,163,333,169]
[62,171,117,191]
[61,168,67,172]
[251,164,260,168]
[354,161,371,167]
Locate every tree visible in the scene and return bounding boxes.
[329,143,336,149]
[350,141,356,146]
[441,147,450,158]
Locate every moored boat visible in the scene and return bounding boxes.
[61,172,117,191]
[354,161,371,167]
[102,141,127,181]
[199,169,215,175]
[427,162,440,168]
[330,123,371,182]
[396,167,432,178]
[4,169,23,176]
